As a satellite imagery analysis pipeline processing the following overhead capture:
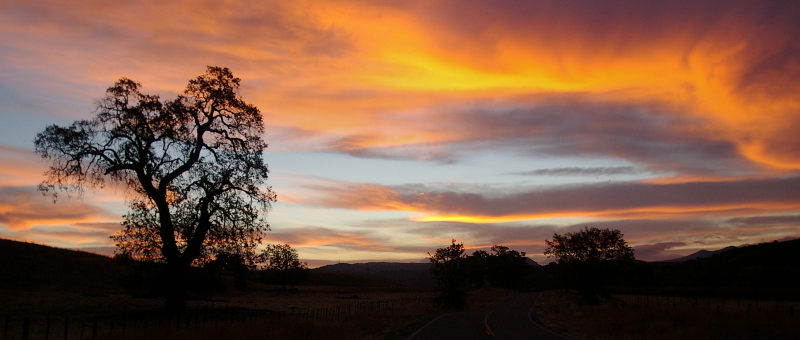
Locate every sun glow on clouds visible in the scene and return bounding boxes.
[1,0,799,261]
[257,0,800,172]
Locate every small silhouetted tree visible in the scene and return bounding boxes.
[34,66,275,311]
[428,239,468,309]
[544,227,635,302]
[259,243,307,290]
[465,250,489,288]
[204,251,250,291]
[485,245,529,289]
[464,245,530,289]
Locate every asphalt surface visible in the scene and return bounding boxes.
[407,292,569,340]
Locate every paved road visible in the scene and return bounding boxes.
[408,292,569,340]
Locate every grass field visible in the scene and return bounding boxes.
[0,278,519,339]
[534,289,800,339]
[0,281,440,339]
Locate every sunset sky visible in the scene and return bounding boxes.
[1,0,799,266]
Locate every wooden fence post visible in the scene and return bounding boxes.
[45,312,51,340]
[121,309,126,338]
[63,315,68,340]
[22,317,29,340]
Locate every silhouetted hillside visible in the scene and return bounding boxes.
[6,236,797,300]
[648,238,800,298]
[302,270,409,288]
[524,257,540,267]
[0,238,121,291]
[314,262,435,287]
[666,246,737,262]
[315,258,540,288]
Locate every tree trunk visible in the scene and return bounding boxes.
[165,263,187,312]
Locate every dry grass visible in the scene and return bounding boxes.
[0,282,426,313]
[0,284,520,339]
[0,282,440,339]
[535,289,800,339]
[83,296,440,340]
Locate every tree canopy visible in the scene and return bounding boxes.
[34,66,275,309]
[258,243,307,289]
[465,245,530,289]
[544,227,634,264]
[429,241,532,307]
[428,239,468,308]
[484,245,530,288]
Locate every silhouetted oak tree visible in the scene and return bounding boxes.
[465,245,530,289]
[34,66,275,310]
[485,245,529,289]
[544,227,634,302]
[258,243,307,290]
[544,227,634,264]
[428,239,468,309]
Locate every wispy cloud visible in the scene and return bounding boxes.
[325,97,759,176]
[0,145,48,186]
[727,214,800,226]
[306,176,800,222]
[512,166,640,176]
[0,186,116,230]
[633,242,686,261]
[265,226,387,251]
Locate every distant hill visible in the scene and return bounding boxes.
[666,246,737,262]
[314,262,434,287]
[314,258,540,287]
[667,238,799,267]
[524,257,540,267]
[0,238,121,291]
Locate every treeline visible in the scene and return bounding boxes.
[114,243,309,298]
[428,227,638,308]
[428,228,800,308]
[428,241,532,308]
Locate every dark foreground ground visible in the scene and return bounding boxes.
[3,238,799,339]
[535,289,799,340]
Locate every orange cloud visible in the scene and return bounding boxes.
[265,226,384,250]
[0,186,117,230]
[307,176,800,223]
[0,146,49,187]
[412,203,800,224]
[297,1,798,172]
[3,0,798,172]
[21,225,118,244]
[291,1,800,171]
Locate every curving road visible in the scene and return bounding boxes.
[407,292,569,340]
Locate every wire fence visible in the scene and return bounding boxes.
[1,296,428,340]
[615,294,797,315]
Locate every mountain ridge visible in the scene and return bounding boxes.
[665,245,738,262]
